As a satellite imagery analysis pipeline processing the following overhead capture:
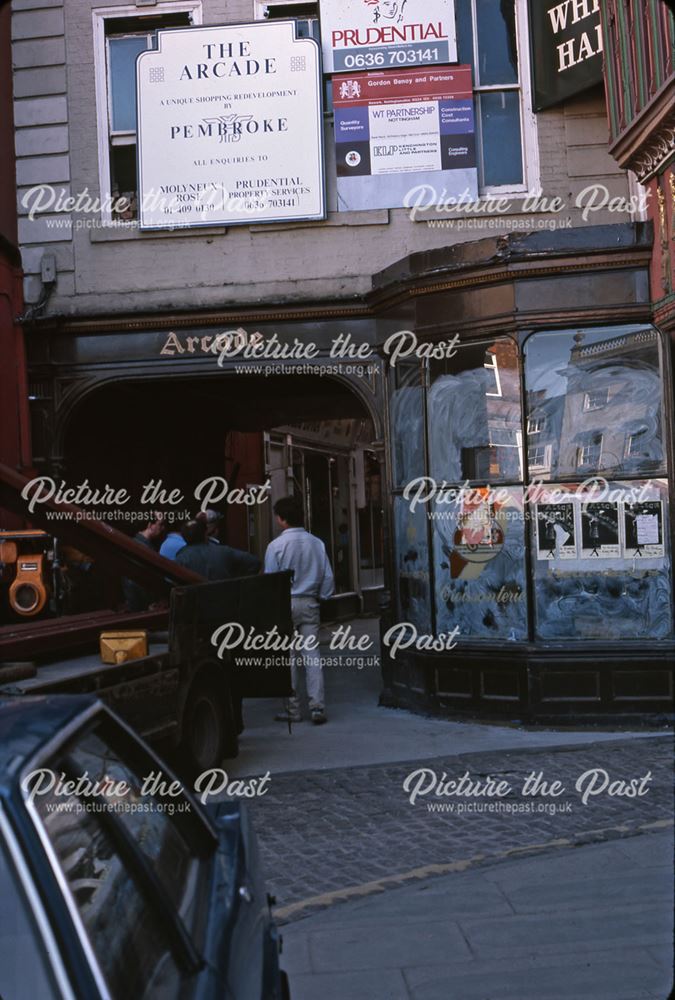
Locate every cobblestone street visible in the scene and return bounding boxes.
[249,735,673,922]
[232,620,674,924]
[226,619,674,997]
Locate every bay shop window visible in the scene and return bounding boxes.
[390,325,672,643]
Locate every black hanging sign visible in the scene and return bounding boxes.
[529,0,604,111]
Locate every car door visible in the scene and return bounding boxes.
[22,707,265,1000]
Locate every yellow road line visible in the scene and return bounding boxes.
[274,818,674,921]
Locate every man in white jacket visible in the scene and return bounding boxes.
[264,496,335,725]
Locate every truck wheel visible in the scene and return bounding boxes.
[180,679,237,776]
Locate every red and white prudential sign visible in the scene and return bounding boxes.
[319,0,457,74]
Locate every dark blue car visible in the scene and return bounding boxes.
[0,695,290,1000]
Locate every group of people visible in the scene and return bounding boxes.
[123,497,334,725]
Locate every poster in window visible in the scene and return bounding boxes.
[433,487,528,642]
[535,502,577,560]
[623,501,665,559]
[333,66,477,212]
[319,0,457,74]
[580,501,620,559]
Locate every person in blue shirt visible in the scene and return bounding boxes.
[159,519,187,561]
[264,496,335,725]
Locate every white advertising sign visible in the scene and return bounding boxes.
[319,0,457,74]
[333,66,476,212]
[136,22,325,230]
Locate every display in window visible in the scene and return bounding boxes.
[535,502,577,560]
[432,486,527,641]
[580,501,620,559]
[394,497,431,632]
[524,326,665,482]
[391,362,425,487]
[623,500,665,559]
[531,480,672,640]
[428,338,521,485]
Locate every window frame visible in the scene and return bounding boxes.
[576,433,604,469]
[93,1,203,226]
[468,0,539,195]
[527,415,546,435]
[583,387,611,412]
[256,0,539,198]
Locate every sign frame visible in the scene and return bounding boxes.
[136,19,327,231]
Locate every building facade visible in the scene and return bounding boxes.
[0,0,31,493]
[10,0,674,717]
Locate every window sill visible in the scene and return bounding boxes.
[409,192,564,224]
[89,221,228,242]
[249,209,389,233]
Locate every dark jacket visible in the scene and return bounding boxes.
[176,542,261,580]
[122,533,156,611]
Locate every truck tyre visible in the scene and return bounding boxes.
[180,677,237,777]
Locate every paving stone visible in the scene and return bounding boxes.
[306,919,471,972]
[403,950,669,1000]
[500,869,673,913]
[458,902,673,959]
[283,969,410,1000]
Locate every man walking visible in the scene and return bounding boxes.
[264,496,335,725]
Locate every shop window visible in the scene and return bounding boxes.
[428,338,522,485]
[523,325,666,481]
[524,324,672,642]
[394,497,432,632]
[93,3,202,224]
[391,361,426,487]
[432,485,528,641]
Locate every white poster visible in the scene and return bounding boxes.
[319,0,457,74]
[333,66,477,211]
[623,500,665,559]
[136,22,325,230]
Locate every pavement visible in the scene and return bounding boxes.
[227,618,674,1000]
[230,619,668,778]
[279,831,674,1000]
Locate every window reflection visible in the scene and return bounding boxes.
[475,0,519,85]
[391,361,425,487]
[524,326,665,480]
[428,338,522,485]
